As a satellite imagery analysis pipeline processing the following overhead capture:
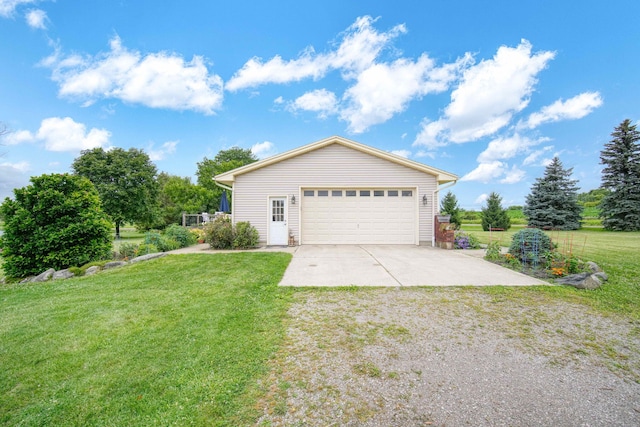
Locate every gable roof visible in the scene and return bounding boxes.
[214,135,458,186]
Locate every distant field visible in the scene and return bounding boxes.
[462,207,601,226]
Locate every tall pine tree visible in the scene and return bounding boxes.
[440,191,462,230]
[599,119,640,231]
[524,157,582,230]
[481,192,511,231]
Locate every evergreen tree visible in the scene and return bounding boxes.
[481,192,511,231]
[599,119,640,231]
[440,191,462,229]
[523,157,582,230]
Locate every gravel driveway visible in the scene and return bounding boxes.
[255,288,640,426]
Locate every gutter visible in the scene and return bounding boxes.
[213,177,233,191]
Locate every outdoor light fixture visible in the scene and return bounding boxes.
[291,194,296,204]
[422,194,428,206]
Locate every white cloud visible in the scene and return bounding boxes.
[0,0,35,17]
[460,161,506,183]
[474,193,489,205]
[414,40,555,148]
[500,165,526,184]
[43,36,223,114]
[251,141,276,159]
[147,140,178,161]
[0,161,31,199]
[226,16,405,91]
[25,8,46,29]
[477,133,546,163]
[342,54,471,133]
[273,96,285,105]
[521,91,603,129]
[390,149,411,158]
[3,129,34,145]
[523,145,554,166]
[415,150,435,159]
[35,117,111,152]
[288,89,337,118]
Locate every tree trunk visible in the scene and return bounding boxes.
[115,221,121,240]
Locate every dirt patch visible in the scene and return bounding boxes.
[255,288,640,426]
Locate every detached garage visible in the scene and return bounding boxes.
[213,136,458,246]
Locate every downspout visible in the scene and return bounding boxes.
[432,180,457,246]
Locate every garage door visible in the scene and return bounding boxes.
[301,188,416,244]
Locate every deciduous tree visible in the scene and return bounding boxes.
[157,173,213,226]
[196,147,258,211]
[0,174,112,278]
[72,148,159,238]
[524,157,582,230]
[599,119,640,231]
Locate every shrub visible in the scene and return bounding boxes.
[454,231,481,249]
[233,221,260,249]
[484,241,502,261]
[189,228,206,242]
[117,242,138,260]
[204,217,234,249]
[0,173,112,278]
[144,231,179,252]
[164,224,196,248]
[136,243,159,255]
[508,228,553,267]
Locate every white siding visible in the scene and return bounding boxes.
[232,144,438,245]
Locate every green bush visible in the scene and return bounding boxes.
[233,221,260,249]
[484,241,502,261]
[453,231,481,249]
[136,243,159,255]
[117,242,138,259]
[204,217,234,249]
[0,173,112,278]
[508,228,553,267]
[144,231,179,252]
[203,218,260,249]
[163,224,196,248]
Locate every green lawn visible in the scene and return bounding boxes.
[462,224,640,318]
[2,229,639,425]
[0,253,292,426]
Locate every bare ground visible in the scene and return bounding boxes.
[254,288,640,427]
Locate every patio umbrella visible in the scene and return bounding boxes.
[219,190,230,213]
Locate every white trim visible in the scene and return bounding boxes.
[267,195,288,246]
[215,136,458,186]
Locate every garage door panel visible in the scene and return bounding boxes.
[302,188,416,244]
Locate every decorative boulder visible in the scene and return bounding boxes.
[53,269,75,280]
[130,253,167,263]
[587,261,603,273]
[556,272,604,290]
[84,266,101,276]
[32,268,55,282]
[103,261,127,270]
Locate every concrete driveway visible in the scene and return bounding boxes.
[278,245,548,287]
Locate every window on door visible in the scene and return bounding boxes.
[272,199,284,222]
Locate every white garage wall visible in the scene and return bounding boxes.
[233,143,438,245]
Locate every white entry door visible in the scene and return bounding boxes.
[268,197,288,245]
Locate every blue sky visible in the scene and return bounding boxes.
[1,1,638,209]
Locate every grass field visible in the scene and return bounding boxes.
[2,228,639,425]
[461,224,640,318]
[0,253,292,426]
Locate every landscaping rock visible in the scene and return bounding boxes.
[20,277,34,284]
[556,272,603,290]
[84,266,101,276]
[53,269,75,280]
[587,261,603,273]
[129,253,167,263]
[594,271,608,282]
[103,261,127,270]
[32,268,55,282]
